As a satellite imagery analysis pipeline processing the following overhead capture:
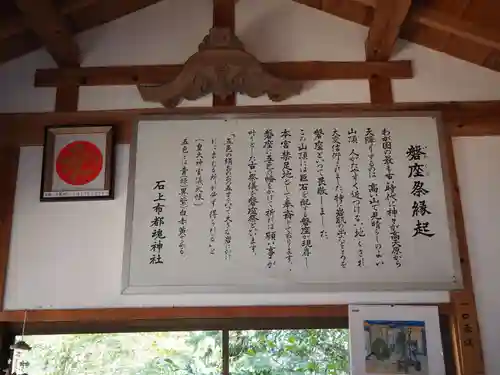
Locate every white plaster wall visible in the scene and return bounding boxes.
[4,145,449,309]
[0,49,56,113]
[7,139,500,375]
[1,0,500,113]
[452,137,500,375]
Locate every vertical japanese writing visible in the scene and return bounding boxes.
[178,138,189,256]
[314,128,328,239]
[281,129,294,266]
[208,138,217,255]
[224,133,235,260]
[407,144,434,238]
[193,139,204,206]
[349,128,365,267]
[150,179,166,264]
[365,128,383,266]
[247,130,259,255]
[298,129,312,266]
[264,129,277,268]
[382,129,402,267]
[332,129,346,268]
[460,312,476,348]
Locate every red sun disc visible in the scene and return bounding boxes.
[56,140,103,186]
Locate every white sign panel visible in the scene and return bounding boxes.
[122,116,461,294]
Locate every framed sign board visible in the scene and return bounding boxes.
[41,125,115,201]
[122,115,461,294]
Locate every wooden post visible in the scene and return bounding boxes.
[0,147,19,311]
[55,84,79,112]
[442,123,485,375]
[365,0,411,104]
[368,74,394,104]
[222,329,229,375]
[0,326,14,375]
[0,143,19,374]
[213,0,236,107]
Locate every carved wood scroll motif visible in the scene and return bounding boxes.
[137,28,304,107]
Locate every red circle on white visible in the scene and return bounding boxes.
[56,140,103,186]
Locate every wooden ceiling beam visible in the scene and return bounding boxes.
[34,61,413,87]
[365,0,412,60]
[350,0,500,51]
[0,0,99,41]
[412,8,500,51]
[15,0,80,66]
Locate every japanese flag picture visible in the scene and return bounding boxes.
[41,125,115,201]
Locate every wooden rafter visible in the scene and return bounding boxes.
[0,0,99,40]
[15,0,80,66]
[364,0,411,104]
[412,8,500,51]
[365,0,412,61]
[351,0,500,51]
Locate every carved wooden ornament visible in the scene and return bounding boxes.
[137,28,303,107]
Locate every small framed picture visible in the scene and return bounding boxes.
[40,125,115,201]
[349,305,445,375]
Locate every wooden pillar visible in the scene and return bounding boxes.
[0,145,19,373]
[442,123,485,375]
[0,147,19,311]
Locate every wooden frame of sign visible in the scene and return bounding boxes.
[122,111,462,295]
[40,125,115,201]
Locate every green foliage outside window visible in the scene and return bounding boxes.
[15,329,348,375]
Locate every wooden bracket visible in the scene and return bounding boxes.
[137,28,303,108]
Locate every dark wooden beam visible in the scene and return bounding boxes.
[0,304,453,323]
[352,0,500,51]
[0,305,350,322]
[213,0,236,106]
[15,0,80,66]
[0,147,19,311]
[1,102,500,148]
[34,60,413,87]
[0,0,99,40]
[365,0,412,60]
[412,8,500,51]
